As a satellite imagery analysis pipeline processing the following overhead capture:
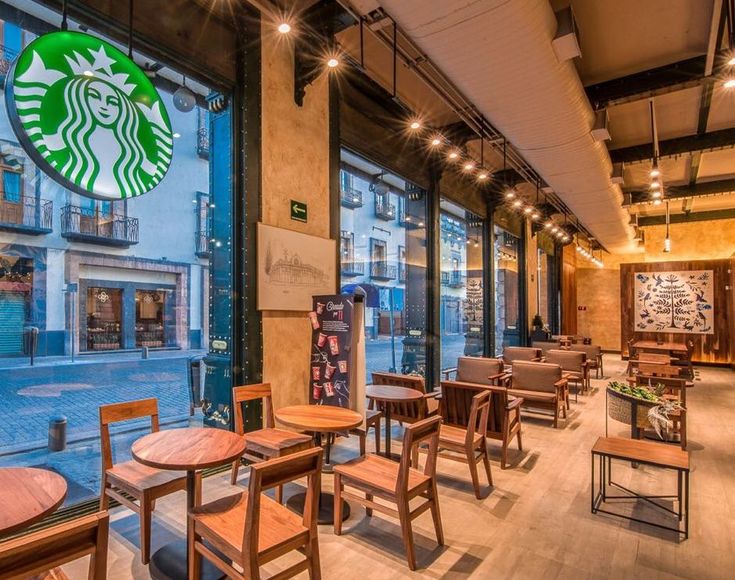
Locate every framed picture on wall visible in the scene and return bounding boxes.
[257,223,337,311]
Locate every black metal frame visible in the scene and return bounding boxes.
[591,450,690,539]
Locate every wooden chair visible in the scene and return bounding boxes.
[353,409,382,456]
[189,447,323,580]
[569,343,603,379]
[672,339,695,379]
[531,340,561,358]
[230,383,313,502]
[433,387,493,498]
[544,349,587,401]
[500,346,542,367]
[333,415,444,571]
[99,399,193,564]
[503,361,567,428]
[371,372,440,424]
[0,511,109,580]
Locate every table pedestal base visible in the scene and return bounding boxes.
[149,540,225,580]
[287,491,350,526]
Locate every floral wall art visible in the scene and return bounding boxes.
[634,270,714,334]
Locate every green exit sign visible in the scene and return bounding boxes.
[290,200,307,223]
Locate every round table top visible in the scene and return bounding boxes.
[275,405,362,432]
[0,467,67,537]
[366,384,424,402]
[131,427,246,471]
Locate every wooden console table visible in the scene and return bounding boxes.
[591,437,690,539]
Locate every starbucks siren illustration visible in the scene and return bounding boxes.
[5,31,174,200]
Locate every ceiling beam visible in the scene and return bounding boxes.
[585,55,709,110]
[609,127,735,164]
[623,177,735,204]
[638,208,735,226]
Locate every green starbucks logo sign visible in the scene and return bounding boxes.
[5,31,173,200]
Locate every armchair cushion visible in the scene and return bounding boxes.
[545,349,585,373]
[569,344,601,365]
[503,346,542,365]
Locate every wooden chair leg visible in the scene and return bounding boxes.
[482,443,493,487]
[333,474,343,535]
[89,514,109,580]
[140,495,152,565]
[304,529,321,580]
[397,498,417,571]
[365,493,373,517]
[359,431,366,456]
[466,446,481,499]
[553,405,559,429]
[187,516,201,580]
[99,480,109,511]
[428,482,444,546]
[230,459,240,485]
[374,421,381,455]
[195,471,202,507]
[501,437,509,470]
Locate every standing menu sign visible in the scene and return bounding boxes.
[308,295,354,407]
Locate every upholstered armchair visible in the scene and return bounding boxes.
[569,343,603,379]
[500,346,542,367]
[504,360,567,428]
[544,349,588,401]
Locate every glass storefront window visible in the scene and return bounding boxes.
[339,149,427,381]
[537,247,549,329]
[494,225,521,355]
[439,199,484,371]
[0,3,232,511]
[85,287,123,351]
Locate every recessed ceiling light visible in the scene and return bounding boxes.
[327,57,339,68]
[409,120,421,130]
[724,78,735,89]
[448,151,459,160]
[477,171,489,181]
[430,137,442,146]
[277,22,292,34]
[504,189,516,199]
[463,162,475,171]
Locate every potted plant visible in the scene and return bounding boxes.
[607,381,683,439]
[530,314,548,341]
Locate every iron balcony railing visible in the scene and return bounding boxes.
[441,271,465,287]
[340,187,363,208]
[341,260,365,277]
[398,262,407,283]
[0,196,52,234]
[61,204,139,246]
[196,230,211,257]
[375,199,396,221]
[370,260,397,280]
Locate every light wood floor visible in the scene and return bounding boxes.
[62,356,735,579]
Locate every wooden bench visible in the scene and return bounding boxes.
[591,437,690,538]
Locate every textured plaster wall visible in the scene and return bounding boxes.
[260,23,332,411]
[576,218,735,351]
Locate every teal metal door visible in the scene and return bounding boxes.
[0,291,25,354]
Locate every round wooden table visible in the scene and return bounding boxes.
[0,467,67,538]
[275,404,362,524]
[132,427,246,580]
[366,385,423,460]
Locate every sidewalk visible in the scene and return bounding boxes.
[0,348,207,370]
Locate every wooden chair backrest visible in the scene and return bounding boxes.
[0,511,109,580]
[440,380,507,439]
[397,415,441,495]
[232,383,274,435]
[637,363,681,378]
[465,391,491,448]
[243,448,323,559]
[545,349,585,372]
[99,398,158,472]
[511,361,562,392]
[635,374,688,405]
[372,372,427,421]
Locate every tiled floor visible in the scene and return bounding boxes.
[60,356,735,579]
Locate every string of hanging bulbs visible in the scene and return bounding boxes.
[275,16,576,246]
[576,242,603,268]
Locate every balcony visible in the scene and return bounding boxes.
[398,262,407,283]
[196,230,210,258]
[61,205,139,247]
[0,197,52,235]
[341,260,365,277]
[340,187,363,209]
[374,200,396,221]
[441,271,465,288]
[370,261,397,281]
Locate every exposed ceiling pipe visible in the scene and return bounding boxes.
[369,0,635,252]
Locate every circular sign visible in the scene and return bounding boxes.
[5,31,173,200]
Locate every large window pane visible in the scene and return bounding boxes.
[0,5,230,511]
[439,199,484,371]
[494,225,521,355]
[339,149,427,381]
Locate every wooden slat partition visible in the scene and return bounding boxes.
[620,260,733,364]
